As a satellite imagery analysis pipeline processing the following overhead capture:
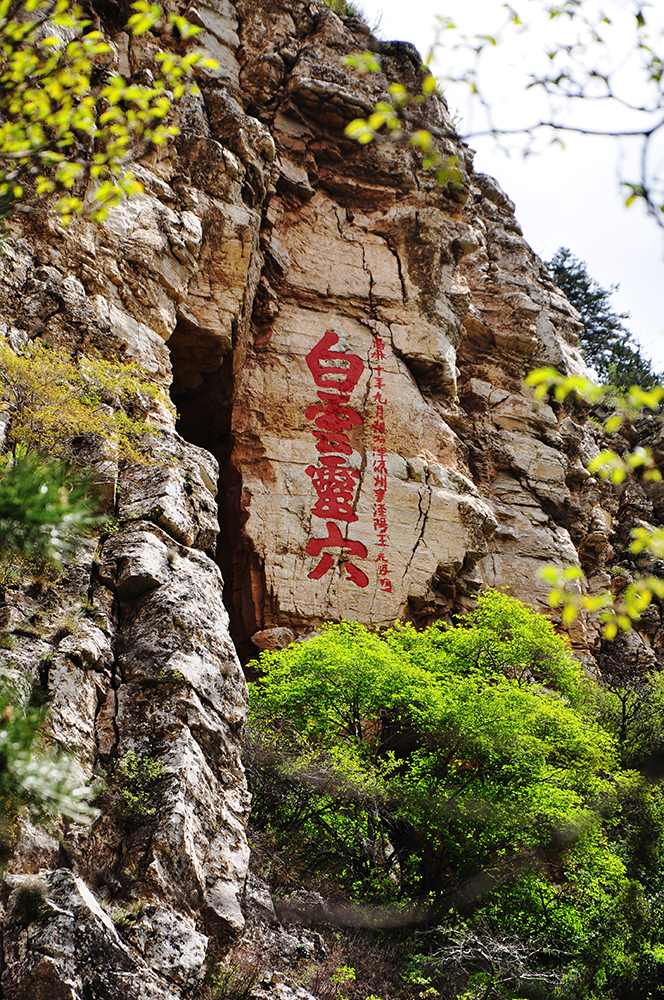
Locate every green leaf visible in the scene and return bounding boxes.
[421,74,436,96]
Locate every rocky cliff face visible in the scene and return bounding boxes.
[0,0,660,996]
[212,0,615,666]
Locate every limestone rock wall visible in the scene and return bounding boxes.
[216,0,606,655]
[0,256,250,992]
[0,0,661,996]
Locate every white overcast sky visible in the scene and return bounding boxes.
[357,0,664,372]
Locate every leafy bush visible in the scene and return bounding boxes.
[12,880,47,925]
[0,334,171,584]
[207,963,263,1000]
[321,0,366,20]
[110,897,147,935]
[0,338,171,463]
[598,670,664,770]
[247,591,664,998]
[116,750,167,820]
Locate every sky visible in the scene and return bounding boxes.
[357,0,664,373]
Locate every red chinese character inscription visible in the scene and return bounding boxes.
[303,331,393,592]
[306,330,364,395]
[304,332,368,587]
[305,456,360,522]
[306,522,369,586]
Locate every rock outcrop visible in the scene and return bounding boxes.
[0,0,661,996]
[205,0,603,657]
[0,426,249,994]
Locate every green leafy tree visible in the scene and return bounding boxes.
[0,0,216,224]
[344,1,664,227]
[249,593,632,922]
[428,0,664,226]
[527,368,664,636]
[248,591,664,1000]
[546,248,660,388]
[247,593,664,996]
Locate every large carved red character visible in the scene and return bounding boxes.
[306,455,360,522]
[312,430,353,455]
[306,396,363,455]
[306,331,364,395]
[305,400,363,434]
[306,523,369,588]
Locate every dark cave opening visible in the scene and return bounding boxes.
[167,319,258,664]
[168,318,233,461]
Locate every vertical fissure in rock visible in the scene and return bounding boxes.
[166,318,260,663]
